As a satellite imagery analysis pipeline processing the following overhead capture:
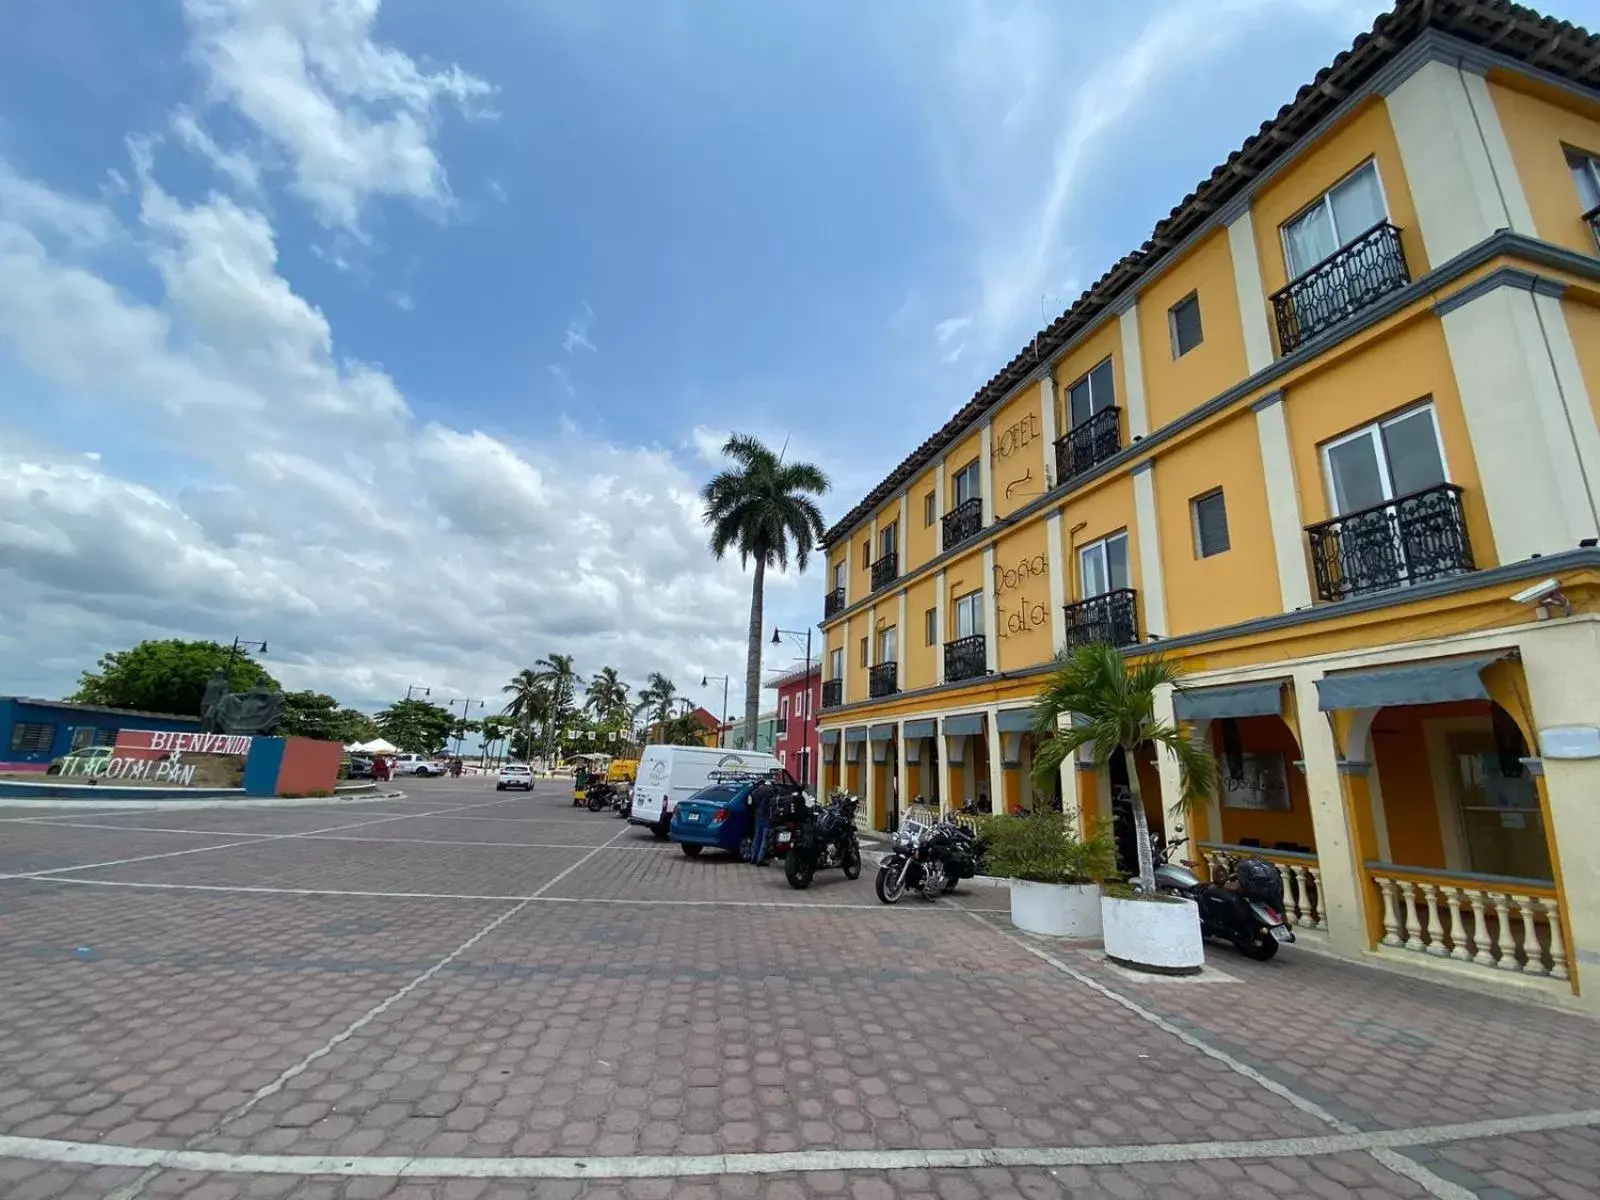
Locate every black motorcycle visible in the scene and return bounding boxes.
[1154,841,1294,961]
[781,793,862,889]
[874,816,983,903]
[585,779,617,812]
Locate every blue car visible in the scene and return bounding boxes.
[670,781,757,858]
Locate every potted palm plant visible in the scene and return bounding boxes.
[1032,644,1217,973]
[979,808,1117,937]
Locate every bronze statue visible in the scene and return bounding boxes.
[200,669,230,734]
[200,669,284,736]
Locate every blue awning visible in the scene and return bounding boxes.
[903,719,935,740]
[995,708,1034,733]
[820,729,840,747]
[943,714,983,737]
[1317,654,1508,712]
[869,725,894,741]
[844,728,868,743]
[1173,680,1285,722]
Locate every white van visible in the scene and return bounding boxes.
[628,745,785,838]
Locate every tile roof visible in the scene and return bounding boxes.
[821,0,1600,547]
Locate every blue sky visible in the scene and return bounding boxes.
[1,0,1473,720]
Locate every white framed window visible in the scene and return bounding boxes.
[781,696,789,721]
[779,750,787,767]
[877,626,897,665]
[1321,402,1448,517]
[923,491,936,525]
[828,647,843,679]
[1191,489,1230,558]
[859,537,871,567]
[878,522,897,560]
[1079,531,1130,598]
[1567,148,1600,246]
[1169,293,1203,358]
[1067,358,1116,429]
[953,589,985,639]
[1282,160,1388,279]
[952,459,980,507]
[833,560,846,592]
[924,606,937,645]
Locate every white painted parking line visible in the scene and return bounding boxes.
[10,1108,1600,1182]
[8,821,658,850]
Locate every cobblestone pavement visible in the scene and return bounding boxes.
[1,781,1596,1198]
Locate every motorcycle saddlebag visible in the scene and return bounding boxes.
[1235,857,1285,909]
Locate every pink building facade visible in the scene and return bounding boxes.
[769,663,822,791]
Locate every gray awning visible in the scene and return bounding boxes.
[820,729,840,747]
[943,714,983,737]
[844,728,868,744]
[869,724,895,741]
[996,708,1034,733]
[903,719,935,740]
[1317,654,1508,712]
[1173,680,1285,722]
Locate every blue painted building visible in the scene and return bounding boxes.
[0,698,202,770]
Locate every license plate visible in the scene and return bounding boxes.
[686,812,701,822]
[1270,925,1292,943]
[777,832,791,846]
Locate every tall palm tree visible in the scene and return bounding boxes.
[585,667,630,725]
[532,653,582,761]
[633,672,678,744]
[501,668,551,763]
[701,433,829,746]
[1031,644,1217,892]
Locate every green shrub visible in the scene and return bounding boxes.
[977,810,1117,886]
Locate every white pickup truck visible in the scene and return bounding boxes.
[390,753,446,777]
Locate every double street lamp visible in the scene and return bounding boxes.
[224,636,268,674]
[701,673,731,747]
[771,626,815,790]
[450,698,485,757]
[404,683,432,701]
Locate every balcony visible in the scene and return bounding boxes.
[821,679,843,709]
[944,634,987,683]
[1305,483,1474,603]
[868,662,899,698]
[870,552,898,592]
[1271,222,1410,354]
[941,496,982,551]
[1063,588,1139,649]
[823,587,846,619]
[1054,407,1122,486]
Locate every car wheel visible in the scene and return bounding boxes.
[496,784,505,791]
[681,843,703,858]
[45,764,61,776]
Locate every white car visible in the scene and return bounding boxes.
[497,763,534,791]
[391,753,446,777]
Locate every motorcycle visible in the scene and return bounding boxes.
[874,816,984,904]
[611,783,633,818]
[586,780,618,812]
[780,792,863,890]
[1153,839,1294,961]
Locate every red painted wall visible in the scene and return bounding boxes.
[277,737,344,796]
[774,671,822,790]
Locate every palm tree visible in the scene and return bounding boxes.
[661,710,708,746]
[701,433,829,745]
[633,672,678,744]
[533,653,582,760]
[1031,644,1217,893]
[585,667,630,725]
[501,668,551,763]
[478,715,512,766]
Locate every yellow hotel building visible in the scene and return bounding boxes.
[815,0,1600,1010]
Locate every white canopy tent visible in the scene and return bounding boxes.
[353,738,400,755]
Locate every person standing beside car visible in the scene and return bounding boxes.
[747,780,775,866]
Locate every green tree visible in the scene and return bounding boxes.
[479,715,513,764]
[328,707,380,746]
[533,653,582,760]
[701,434,829,749]
[660,710,708,746]
[374,698,456,755]
[584,666,630,725]
[633,672,678,744]
[1031,644,1217,892]
[72,639,278,717]
[501,669,551,762]
[279,691,339,739]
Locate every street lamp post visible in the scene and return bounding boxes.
[404,684,432,701]
[701,674,731,747]
[449,698,485,759]
[771,626,814,791]
[223,636,268,675]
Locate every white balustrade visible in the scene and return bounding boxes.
[1366,867,1568,985]
[1196,843,1322,931]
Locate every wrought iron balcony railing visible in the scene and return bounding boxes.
[1585,203,1600,248]
[1271,222,1410,354]
[868,662,899,698]
[1306,483,1474,603]
[1063,588,1139,650]
[870,552,898,592]
[941,496,982,551]
[823,587,846,619]
[1054,406,1122,486]
[821,679,843,709]
[944,634,987,683]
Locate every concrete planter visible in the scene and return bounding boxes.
[1010,880,1103,938]
[1101,894,1204,974]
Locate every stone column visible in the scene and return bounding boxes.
[1291,667,1370,955]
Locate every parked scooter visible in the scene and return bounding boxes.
[780,792,862,889]
[1153,838,1294,961]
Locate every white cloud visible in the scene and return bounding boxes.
[0,154,765,716]
[180,0,493,232]
[562,300,596,354]
[171,107,263,195]
[547,363,575,397]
